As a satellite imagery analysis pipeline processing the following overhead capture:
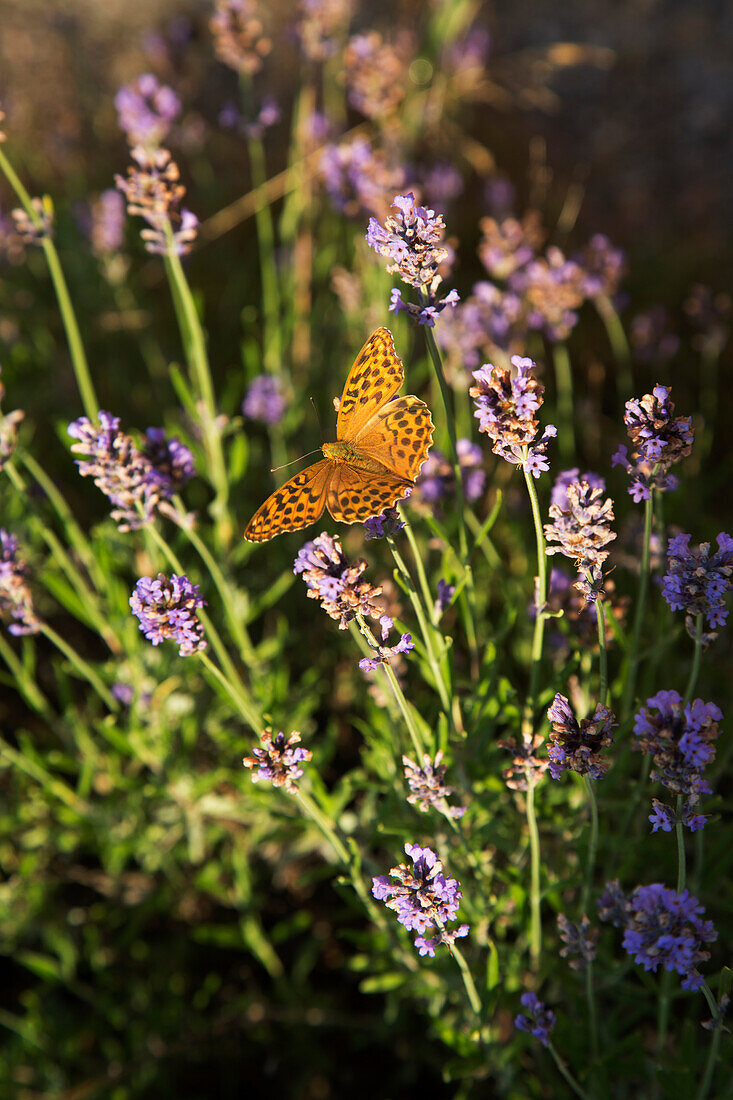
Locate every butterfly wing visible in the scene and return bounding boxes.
[353,395,435,481]
[336,328,404,442]
[326,463,412,525]
[244,460,333,542]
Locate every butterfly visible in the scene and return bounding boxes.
[244,328,434,542]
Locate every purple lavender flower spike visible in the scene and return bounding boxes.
[661,532,733,643]
[294,533,384,629]
[243,730,312,793]
[359,629,413,674]
[242,374,287,425]
[372,843,468,955]
[0,530,40,635]
[130,573,206,656]
[598,881,717,991]
[547,694,615,780]
[142,427,195,492]
[544,476,616,602]
[115,74,181,147]
[402,750,466,818]
[557,914,598,969]
[515,992,556,1046]
[469,356,555,476]
[435,578,455,615]
[573,233,625,299]
[437,280,522,366]
[363,490,410,539]
[614,385,693,501]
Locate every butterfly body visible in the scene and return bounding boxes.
[244,328,433,543]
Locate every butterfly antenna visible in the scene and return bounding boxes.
[309,396,324,442]
[270,449,321,473]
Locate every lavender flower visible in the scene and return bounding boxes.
[389,286,460,328]
[544,478,616,602]
[514,992,556,1046]
[294,533,383,629]
[210,0,272,74]
[573,234,625,299]
[87,189,126,257]
[243,730,312,793]
[557,914,598,970]
[649,799,706,834]
[416,439,485,506]
[358,616,413,673]
[11,197,53,244]
[242,375,286,425]
[0,373,23,471]
[478,213,543,280]
[130,573,206,656]
[363,496,407,539]
[598,880,717,991]
[546,694,615,780]
[116,146,197,257]
[630,307,679,363]
[344,33,406,119]
[320,137,405,220]
[437,281,522,367]
[244,97,281,140]
[661,532,733,641]
[510,246,586,342]
[435,578,455,616]
[470,356,556,477]
[420,162,464,208]
[612,385,694,501]
[0,530,40,635]
[372,843,469,956]
[498,732,548,790]
[550,468,605,510]
[366,193,457,317]
[297,0,353,62]
[402,751,466,817]
[633,690,721,828]
[68,413,192,530]
[114,74,181,147]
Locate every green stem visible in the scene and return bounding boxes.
[595,294,633,404]
[199,651,259,730]
[419,311,478,666]
[295,788,349,863]
[526,782,542,965]
[448,941,482,1017]
[622,489,654,720]
[695,1024,723,1100]
[522,459,548,733]
[585,961,599,1064]
[245,125,283,377]
[355,613,424,758]
[675,795,686,892]
[0,146,98,419]
[547,1042,592,1100]
[595,598,608,704]
[582,777,599,913]
[40,623,117,711]
[0,632,53,718]
[682,613,704,710]
[552,342,574,462]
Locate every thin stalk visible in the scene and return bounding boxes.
[585,961,599,1063]
[695,1024,723,1100]
[682,613,704,709]
[0,632,53,718]
[40,623,117,711]
[419,310,478,666]
[622,490,654,720]
[547,1043,592,1100]
[245,125,283,377]
[0,146,99,419]
[522,459,548,732]
[675,795,686,892]
[199,651,258,730]
[595,294,633,403]
[0,734,89,816]
[552,342,574,462]
[595,598,608,704]
[355,613,424,758]
[526,783,542,965]
[447,940,482,1017]
[581,777,599,913]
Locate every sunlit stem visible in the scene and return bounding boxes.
[0,145,99,419]
[40,623,118,712]
[622,488,654,720]
[355,613,424,758]
[0,633,53,718]
[446,938,482,1018]
[595,598,608,704]
[522,457,548,733]
[552,342,574,462]
[596,293,633,403]
[526,782,542,965]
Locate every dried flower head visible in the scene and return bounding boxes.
[210,0,272,75]
[115,146,197,257]
[130,573,206,656]
[0,530,40,635]
[612,385,693,501]
[297,0,352,62]
[470,356,556,477]
[479,212,544,280]
[557,914,598,970]
[294,533,383,629]
[402,751,466,817]
[498,732,548,790]
[598,880,717,991]
[115,73,181,147]
[514,992,556,1046]
[661,532,733,644]
[545,478,616,602]
[11,197,53,244]
[243,730,312,793]
[242,375,287,425]
[546,694,615,780]
[344,32,406,119]
[372,843,469,956]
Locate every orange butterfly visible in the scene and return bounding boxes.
[244,328,434,542]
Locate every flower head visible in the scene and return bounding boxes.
[366,192,448,292]
[242,375,287,425]
[320,137,405,220]
[363,496,407,540]
[210,0,272,74]
[115,146,197,257]
[498,732,548,790]
[469,355,556,476]
[115,73,181,147]
[130,573,206,656]
[544,478,616,602]
[514,992,556,1046]
[546,694,615,780]
[661,532,733,642]
[402,751,466,818]
[613,386,693,501]
[344,32,406,119]
[416,439,485,507]
[88,189,126,257]
[0,530,40,635]
[557,914,598,969]
[297,0,353,62]
[598,881,717,991]
[11,197,53,244]
[372,843,468,955]
[294,533,383,629]
[437,281,522,367]
[358,618,413,673]
[479,213,543,280]
[141,427,195,492]
[435,578,455,616]
[243,730,312,793]
[573,233,625,299]
[509,246,586,342]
